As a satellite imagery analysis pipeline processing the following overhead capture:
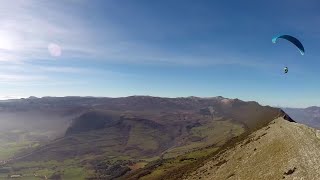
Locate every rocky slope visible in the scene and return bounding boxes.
[185,117,320,180]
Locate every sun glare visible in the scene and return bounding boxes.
[0,31,15,51]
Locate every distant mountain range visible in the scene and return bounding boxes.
[0,96,288,179]
[283,106,320,129]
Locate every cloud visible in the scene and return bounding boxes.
[35,66,87,73]
[0,74,47,82]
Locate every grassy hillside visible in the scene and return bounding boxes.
[184,117,320,180]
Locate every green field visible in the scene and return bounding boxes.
[0,159,92,179]
[0,130,51,161]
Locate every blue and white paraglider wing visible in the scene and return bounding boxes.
[272,35,305,55]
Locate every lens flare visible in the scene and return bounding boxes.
[48,43,62,57]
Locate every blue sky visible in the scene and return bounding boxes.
[0,0,320,107]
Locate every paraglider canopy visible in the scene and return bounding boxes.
[272,35,305,55]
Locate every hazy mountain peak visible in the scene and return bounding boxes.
[283,107,320,129]
[306,106,320,111]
